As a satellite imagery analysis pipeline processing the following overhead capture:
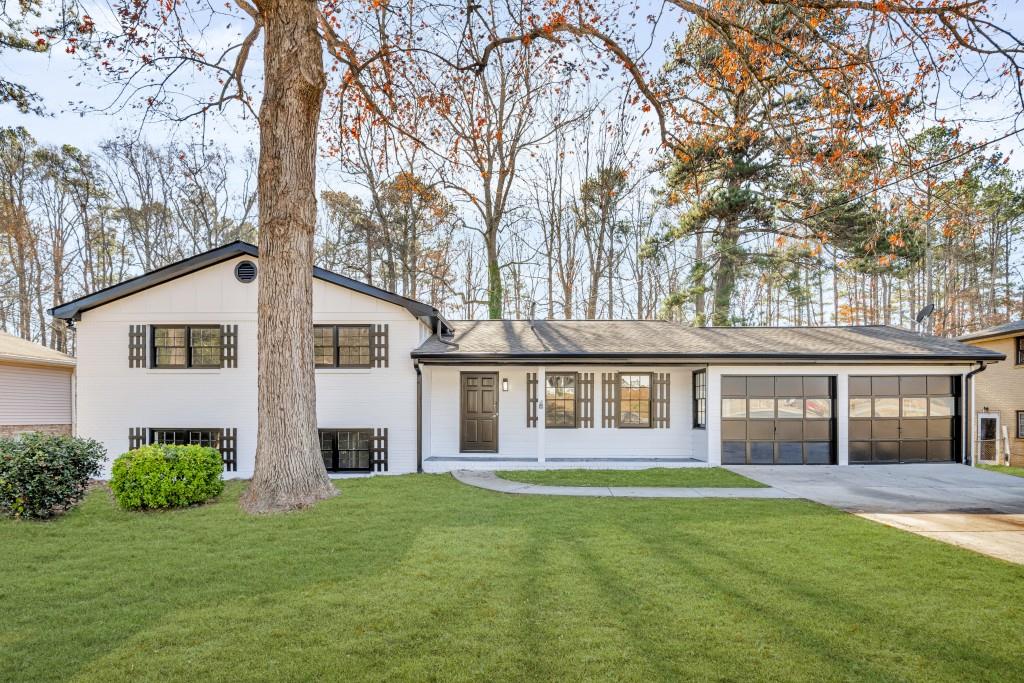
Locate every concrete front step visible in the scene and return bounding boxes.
[423,456,706,473]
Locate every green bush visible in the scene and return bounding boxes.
[0,433,106,519]
[110,444,224,510]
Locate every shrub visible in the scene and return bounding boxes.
[0,433,106,519]
[110,444,224,510]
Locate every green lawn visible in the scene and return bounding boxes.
[2,476,1023,682]
[496,467,765,487]
[978,463,1024,479]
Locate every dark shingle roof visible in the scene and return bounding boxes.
[412,320,1004,362]
[958,319,1024,342]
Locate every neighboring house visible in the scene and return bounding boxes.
[0,331,75,437]
[50,241,1003,477]
[958,320,1024,466]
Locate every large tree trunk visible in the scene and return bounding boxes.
[240,0,336,514]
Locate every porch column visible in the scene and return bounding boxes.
[836,373,849,466]
[537,366,546,463]
[706,368,721,466]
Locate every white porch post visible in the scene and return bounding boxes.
[707,368,721,466]
[537,366,546,463]
[836,373,849,466]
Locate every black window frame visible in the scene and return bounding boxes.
[1017,410,1024,439]
[544,372,579,429]
[616,372,653,429]
[151,324,222,369]
[1016,336,1024,366]
[692,369,707,429]
[319,428,373,472]
[149,427,222,449]
[314,324,372,369]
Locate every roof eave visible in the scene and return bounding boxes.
[957,331,1024,344]
[50,241,257,320]
[411,351,1005,363]
[0,352,76,368]
[49,241,440,326]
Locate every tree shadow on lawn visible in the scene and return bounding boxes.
[587,503,1023,681]
[3,477,1024,682]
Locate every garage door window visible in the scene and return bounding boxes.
[749,399,774,418]
[805,398,831,419]
[722,399,746,418]
[849,398,871,418]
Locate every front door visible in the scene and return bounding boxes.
[461,372,498,452]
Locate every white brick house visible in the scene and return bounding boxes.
[50,242,1004,477]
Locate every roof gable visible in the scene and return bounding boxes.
[49,241,446,329]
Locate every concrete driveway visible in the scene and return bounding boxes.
[726,463,1024,513]
[727,464,1024,563]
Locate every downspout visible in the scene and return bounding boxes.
[415,360,423,473]
[963,361,988,467]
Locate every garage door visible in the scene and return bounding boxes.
[848,375,959,464]
[721,375,835,465]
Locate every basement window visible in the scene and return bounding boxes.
[319,429,372,471]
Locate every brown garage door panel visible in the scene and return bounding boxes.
[848,375,960,464]
[720,375,836,465]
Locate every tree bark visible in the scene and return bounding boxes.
[240,0,336,514]
[485,227,502,319]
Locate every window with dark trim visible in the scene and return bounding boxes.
[152,325,222,368]
[1017,336,1024,365]
[1017,410,1024,439]
[150,428,221,448]
[314,324,372,368]
[319,429,372,471]
[617,373,652,428]
[545,373,578,428]
[692,369,707,429]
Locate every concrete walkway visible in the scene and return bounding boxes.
[860,513,1024,565]
[452,470,799,499]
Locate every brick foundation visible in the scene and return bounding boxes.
[0,424,72,437]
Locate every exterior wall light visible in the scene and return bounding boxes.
[502,377,509,392]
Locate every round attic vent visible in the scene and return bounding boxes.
[235,260,257,283]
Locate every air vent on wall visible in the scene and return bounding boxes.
[235,260,257,283]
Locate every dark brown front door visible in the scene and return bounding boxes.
[461,372,498,452]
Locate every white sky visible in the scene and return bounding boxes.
[2,1,1023,173]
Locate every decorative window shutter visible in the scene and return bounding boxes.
[128,427,146,450]
[219,428,237,472]
[221,325,238,368]
[653,373,670,428]
[601,373,617,428]
[526,372,538,427]
[372,324,389,368]
[579,372,595,428]
[129,325,146,368]
[372,428,389,472]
